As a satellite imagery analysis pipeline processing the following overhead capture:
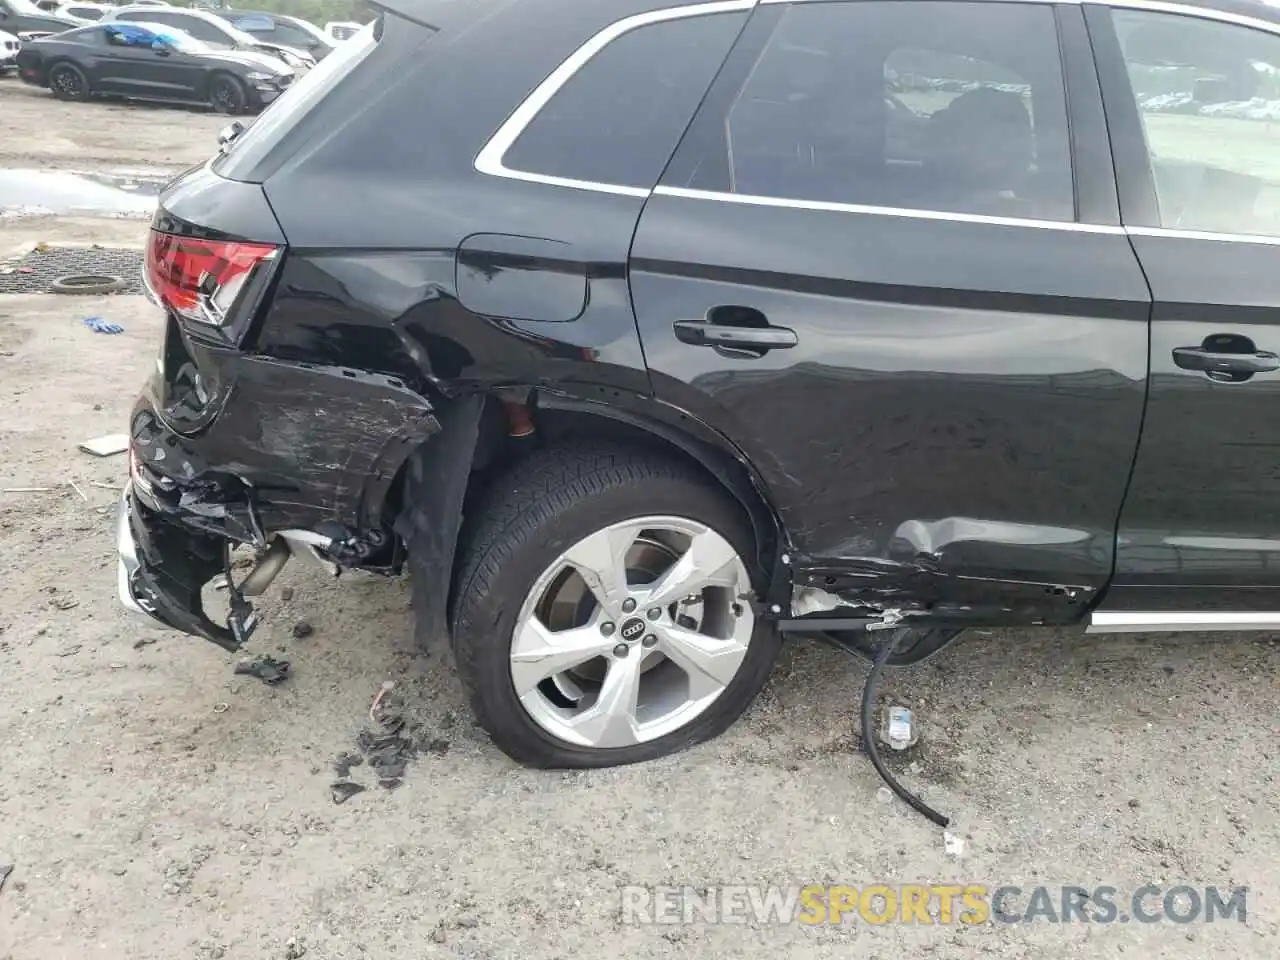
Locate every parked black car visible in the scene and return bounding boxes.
[118,0,1280,768]
[0,0,76,39]
[210,9,336,61]
[16,21,293,111]
[101,5,316,69]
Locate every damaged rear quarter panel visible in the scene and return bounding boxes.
[138,351,439,533]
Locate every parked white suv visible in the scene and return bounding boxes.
[0,28,19,73]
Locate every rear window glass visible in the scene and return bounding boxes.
[232,15,275,32]
[498,11,748,190]
[212,20,381,179]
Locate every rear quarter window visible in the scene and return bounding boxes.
[485,9,749,192]
[212,20,381,180]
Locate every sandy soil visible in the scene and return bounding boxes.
[1,80,1279,960]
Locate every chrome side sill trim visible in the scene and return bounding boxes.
[1088,611,1280,633]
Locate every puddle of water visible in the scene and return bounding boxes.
[0,168,174,220]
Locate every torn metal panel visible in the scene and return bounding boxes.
[790,515,1097,625]
[134,354,441,539]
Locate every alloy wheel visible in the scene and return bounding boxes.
[211,81,239,113]
[52,68,82,98]
[510,516,755,749]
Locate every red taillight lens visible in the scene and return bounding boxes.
[146,231,278,326]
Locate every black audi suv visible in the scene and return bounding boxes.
[118,0,1280,768]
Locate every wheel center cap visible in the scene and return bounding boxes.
[619,617,646,642]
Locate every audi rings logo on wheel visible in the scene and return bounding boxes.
[620,618,646,642]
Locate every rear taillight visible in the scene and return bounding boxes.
[146,230,279,329]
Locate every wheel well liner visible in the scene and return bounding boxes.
[392,390,789,648]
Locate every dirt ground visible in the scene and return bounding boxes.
[2,80,1279,960]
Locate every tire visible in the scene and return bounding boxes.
[48,62,90,102]
[50,274,127,295]
[439,443,782,768]
[208,74,247,115]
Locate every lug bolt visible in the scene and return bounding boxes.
[642,634,658,649]
[647,607,661,621]
[613,643,629,658]
[622,598,637,613]
[732,603,743,618]
[601,622,616,637]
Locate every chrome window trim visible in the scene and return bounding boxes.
[653,185,1126,233]
[1105,0,1280,37]
[473,0,756,196]
[1128,226,1280,246]
[765,0,1076,4]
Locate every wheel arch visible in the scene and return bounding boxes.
[389,388,792,651]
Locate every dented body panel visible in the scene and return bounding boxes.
[133,344,439,539]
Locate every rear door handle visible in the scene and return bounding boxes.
[672,318,798,355]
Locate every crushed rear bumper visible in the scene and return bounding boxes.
[116,482,241,649]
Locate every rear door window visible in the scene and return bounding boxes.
[173,15,231,45]
[234,15,319,48]
[487,10,749,192]
[669,0,1075,222]
[123,9,175,27]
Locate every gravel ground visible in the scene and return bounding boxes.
[2,80,1279,960]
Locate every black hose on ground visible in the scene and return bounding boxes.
[858,629,950,828]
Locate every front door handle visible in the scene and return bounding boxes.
[1173,335,1280,382]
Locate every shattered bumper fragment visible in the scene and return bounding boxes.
[116,483,240,650]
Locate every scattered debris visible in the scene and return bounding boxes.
[291,621,313,640]
[330,781,365,806]
[0,863,13,895]
[332,752,364,778]
[51,595,80,610]
[284,936,307,959]
[882,704,917,751]
[212,702,230,714]
[133,635,159,650]
[944,831,966,858]
[358,725,416,786]
[54,643,82,657]
[875,786,893,805]
[91,480,122,490]
[234,655,290,686]
[82,316,124,334]
[280,586,294,601]
[3,487,52,494]
[355,686,418,788]
[69,479,89,503]
[78,434,130,457]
